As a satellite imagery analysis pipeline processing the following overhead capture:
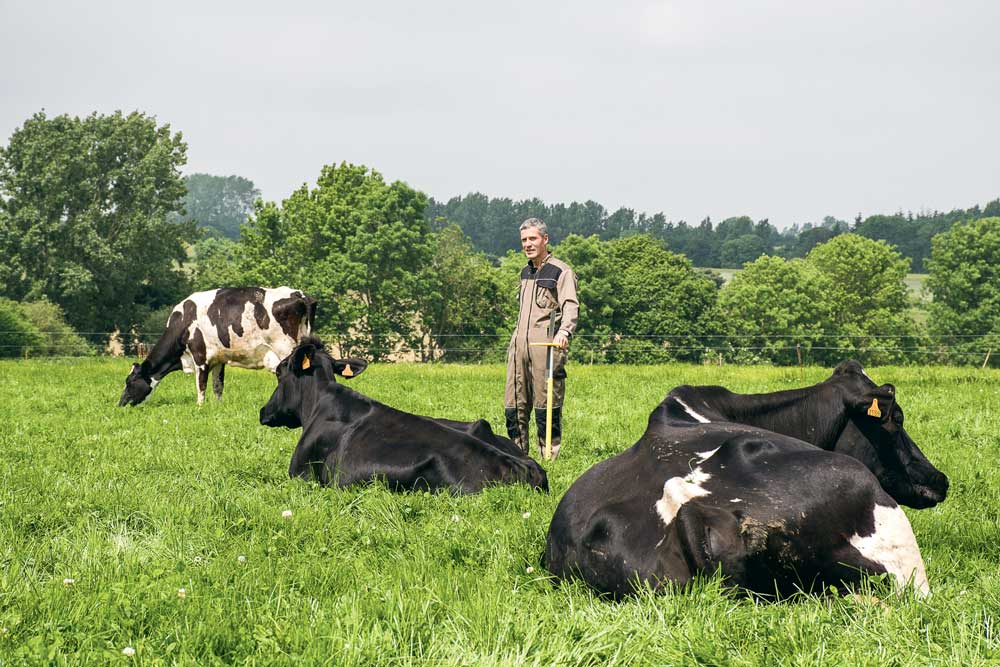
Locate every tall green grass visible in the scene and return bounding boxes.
[0,359,998,665]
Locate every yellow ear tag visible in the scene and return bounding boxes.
[301,355,311,370]
[342,364,353,377]
[867,398,881,418]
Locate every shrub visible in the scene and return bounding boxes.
[19,298,93,356]
[0,299,44,358]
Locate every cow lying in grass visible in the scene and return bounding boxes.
[544,361,948,598]
[259,337,549,494]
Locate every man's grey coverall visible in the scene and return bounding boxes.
[504,254,579,459]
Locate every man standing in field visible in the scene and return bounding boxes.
[505,218,579,460]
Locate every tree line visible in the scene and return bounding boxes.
[1,110,998,366]
[426,194,1000,272]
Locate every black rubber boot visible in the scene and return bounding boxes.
[505,407,530,454]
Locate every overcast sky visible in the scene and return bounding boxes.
[2,0,998,229]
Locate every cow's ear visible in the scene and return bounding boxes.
[853,384,895,421]
[333,358,367,379]
[292,344,318,374]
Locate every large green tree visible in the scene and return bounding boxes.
[0,110,192,333]
[554,234,719,363]
[926,217,1000,365]
[239,162,431,360]
[414,225,510,362]
[717,256,834,364]
[804,234,919,365]
[174,173,260,239]
[719,234,769,268]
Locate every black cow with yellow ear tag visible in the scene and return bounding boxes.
[544,359,946,598]
[259,336,548,494]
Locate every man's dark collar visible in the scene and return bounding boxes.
[526,253,551,272]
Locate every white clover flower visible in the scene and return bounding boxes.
[177,588,186,599]
[522,512,531,519]
[451,514,460,523]
[122,646,136,656]
[193,556,202,564]
[526,566,535,574]
[63,578,75,588]
[237,555,246,563]
[282,509,293,520]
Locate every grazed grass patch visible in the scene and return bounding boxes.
[0,359,997,665]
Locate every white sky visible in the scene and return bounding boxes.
[2,0,998,228]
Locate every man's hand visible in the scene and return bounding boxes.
[553,331,570,349]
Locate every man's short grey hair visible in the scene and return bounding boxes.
[520,217,548,236]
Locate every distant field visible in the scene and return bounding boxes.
[1,360,998,665]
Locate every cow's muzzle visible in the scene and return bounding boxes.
[905,465,949,509]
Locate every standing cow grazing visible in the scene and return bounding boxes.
[119,287,317,406]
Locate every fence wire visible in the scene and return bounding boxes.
[0,330,995,366]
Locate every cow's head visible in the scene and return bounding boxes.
[119,362,154,407]
[259,336,368,429]
[833,360,949,509]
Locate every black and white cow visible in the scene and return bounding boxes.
[119,287,317,406]
[259,337,549,494]
[664,360,948,509]
[544,361,947,598]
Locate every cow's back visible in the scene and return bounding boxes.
[179,287,314,370]
[293,392,547,493]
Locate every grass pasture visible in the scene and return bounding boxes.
[1,359,999,665]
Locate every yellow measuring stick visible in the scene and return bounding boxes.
[529,341,561,461]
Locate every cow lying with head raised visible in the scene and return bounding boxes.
[259,337,549,494]
[544,360,947,598]
[119,287,317,406]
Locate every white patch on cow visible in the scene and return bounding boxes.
[149,378,159,389]
[674,396,711,423]
[696,447,720,462]
[655,468,711,528]
[849,503,930,596]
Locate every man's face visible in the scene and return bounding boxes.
[520,227,549,262]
